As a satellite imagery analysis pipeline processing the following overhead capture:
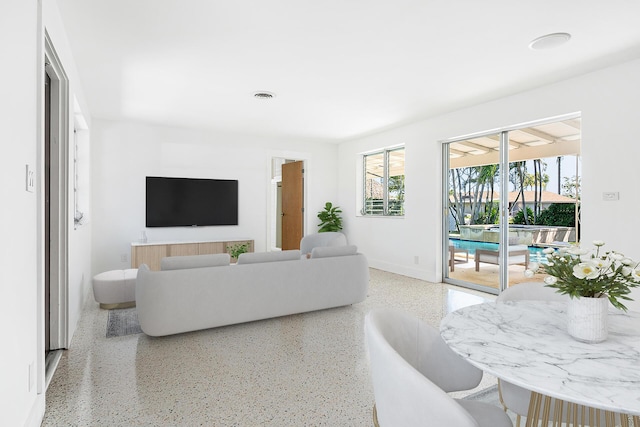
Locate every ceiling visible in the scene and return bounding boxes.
[55,0,640,141]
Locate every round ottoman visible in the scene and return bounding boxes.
[92,269,137,309]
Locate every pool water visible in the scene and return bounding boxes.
[450,239,547,265]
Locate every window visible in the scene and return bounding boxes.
[363,146,405,216]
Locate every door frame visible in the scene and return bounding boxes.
[267,153,309,251]
[43,31,70,353]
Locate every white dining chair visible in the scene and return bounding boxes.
[365,308,512,427]
[496,282,632,427]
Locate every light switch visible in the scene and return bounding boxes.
[26,164,35,193]
[602,192,619,201]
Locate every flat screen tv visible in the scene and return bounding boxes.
[146,176,238,227]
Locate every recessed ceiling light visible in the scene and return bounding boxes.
[253,91,276,99]
[529,32,571,50]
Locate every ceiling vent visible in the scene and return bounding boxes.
[529,32,571,50]
[253,91,276,99]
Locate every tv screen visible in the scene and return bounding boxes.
[146,176,238,227]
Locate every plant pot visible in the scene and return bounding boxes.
[566,296,608,343]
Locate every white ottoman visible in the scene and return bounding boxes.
[92,269,137,309]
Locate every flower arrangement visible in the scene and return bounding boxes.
[526,241,640,311]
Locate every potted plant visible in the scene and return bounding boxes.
[317,202,343,233]
[528,240,640,342]
[227,242,249,261]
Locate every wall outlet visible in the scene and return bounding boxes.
[120,254,128,263]
[602,191,619,201]
[414,255,420,264]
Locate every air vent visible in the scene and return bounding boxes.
[253,91,276,99]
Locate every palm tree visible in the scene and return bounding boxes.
[509,161,528,223]
[476,164,499,224]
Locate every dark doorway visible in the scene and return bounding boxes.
[44,70,51,355]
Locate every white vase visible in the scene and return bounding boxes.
[567,296,608,343]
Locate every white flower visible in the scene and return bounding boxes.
[632,268,640,281]
[544,276,558,285]
[528,262,539,272]
[593,240,605,247]
[524,269,535,278]
[610,252,625,261]
[592,257,611,270]
[568,248,590,256]
[572,262,600,280]
[621,258,635,266]
[543,247,555,254]
[622,266,633,276]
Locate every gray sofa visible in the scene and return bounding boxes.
[135,246,369,336]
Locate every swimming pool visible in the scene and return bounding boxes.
[449,239,547,265]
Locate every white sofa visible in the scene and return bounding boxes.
[135,246,369,337]
[300,231,347,256]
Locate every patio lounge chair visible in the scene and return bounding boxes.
[474,244,529,271]
[449,245,469,272]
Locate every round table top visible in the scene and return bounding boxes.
[440,301,640,415]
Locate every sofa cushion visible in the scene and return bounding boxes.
[311,245,358,259]
[236,250,301,265]
[161,253,230,270]
[300,232,347,255]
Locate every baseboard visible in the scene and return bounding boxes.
[368,259,436,282]
[24,394,45,427]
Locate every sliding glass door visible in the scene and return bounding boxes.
[443,115,581,294]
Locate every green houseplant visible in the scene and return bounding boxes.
[227,242,249,260]
[317,202,343,233]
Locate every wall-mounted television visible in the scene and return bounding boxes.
[146,176,238,227]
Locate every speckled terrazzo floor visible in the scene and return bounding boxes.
[42,268,497,426]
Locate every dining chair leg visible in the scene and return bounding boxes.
[372,404,380,427]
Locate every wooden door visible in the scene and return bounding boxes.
[281,161,304,250]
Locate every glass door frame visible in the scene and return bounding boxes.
[441,112,581,294]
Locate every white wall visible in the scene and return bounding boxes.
[90,119,339,274]
[339,58,640,309]
[0,2,41,425]
[0,1,93,425]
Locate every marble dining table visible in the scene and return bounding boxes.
[440,300,640,417]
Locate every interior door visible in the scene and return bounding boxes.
[281,161,304,250]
